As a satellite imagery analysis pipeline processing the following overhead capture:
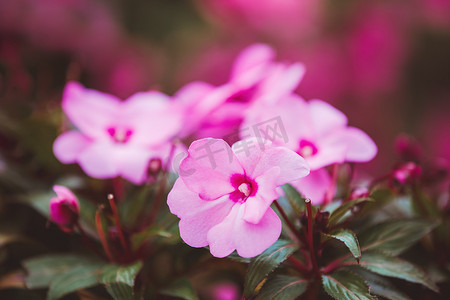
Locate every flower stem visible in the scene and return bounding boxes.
[95,206,115,262]
[274,200,301,239]
[288,256,310,275]
[108,193,130,258]
[306,199,319,277]
[112,177,125,202]
[147,144,176,226]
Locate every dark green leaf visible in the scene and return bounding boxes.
[131,226,172,251]
[343,251,438,292]
[322,270,377,300]
[23,254,103,289]
[325,229,361,260]
[353,268,411,300]
[359,218,438,255]
[159,278,198,300]
[281,184,306,214]
[0,288,43,300]
[99,261,142,300]
[46,265,102,300]
[255,275,308,300]
[244,240,298,298]
[329,197,373,226]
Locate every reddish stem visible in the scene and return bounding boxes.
[288,256,310,275]
[306,199,319,277]
[108,194,130,257]
[112,177,125,202]
[274,200,301,240]
[95,206,115,262]
[147,144,176,226]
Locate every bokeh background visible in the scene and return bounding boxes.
[0,0,449,296]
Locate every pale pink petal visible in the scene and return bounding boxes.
[62,81,120,138]
[174,81,215,106]
[290,169,332,205]
[243,166,280,224]
[77,141,118,179]
[180,138,243,200]
[234,207,282,258]
[122,91,183,146]
[53,131,91,163]
[207,204,242,258]
[251,145,310,186]
[339,127,378,162]
[306,140,347,170]
[230,44,275,87]
[168,179,234,247]
[308,99,348,137]
[257,63,306,104]
[114,146,153,185]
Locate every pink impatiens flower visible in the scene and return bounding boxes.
[53,82,182,184]
[167,138,310,258]
[242,94,377,204]
[50,185,79,232]
[174,44,305,142]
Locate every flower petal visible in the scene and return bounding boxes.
[290,169,331,205]
[168,179,234,247]
[122,91,183,146]
[180,138,243,200]
[115,146,153,184]
[77,141,118,179]
[53,131,91,163]
[234,207,282,258]
[339,127,378,162]
[62,81,120,138]
[309,99,348,137]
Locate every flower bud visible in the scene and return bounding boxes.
[391,162,422,186]
[49,185,79,232]
[349,187,370,201]
[394,134,422,162]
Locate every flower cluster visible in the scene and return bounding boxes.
[53,43,377,257]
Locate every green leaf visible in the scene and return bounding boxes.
[322,270,377,300]
[23,254,103,289]
[353,268,411,300]
[343,251,438,292]
[99,261,143,300]
[281,184,306,214]
[325,229,361,261]
[46,265,102,300]
[159,278,198,300]
[359,218,438,255]
[244,240,298,298]
[130,226,172,252]
[255,275,308,300]
[329,197,373,226]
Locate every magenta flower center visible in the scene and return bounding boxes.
[229,173,258,203]
[298,139,318,157]
[107,127,133,143]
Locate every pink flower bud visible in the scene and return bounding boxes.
[390,162,422,187]
[49,185,80,231]
[349,187,371,200]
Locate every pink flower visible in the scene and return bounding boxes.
[53,82,182,184]
[50,185,79,232]
[242,94,377,203]
[174,44,305,142]
[167,138,309,258]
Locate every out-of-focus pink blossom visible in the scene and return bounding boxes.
[50,185,79,232]
[242,94,377,204]
[167,138,309,257]
[175,44,305,142]
[196,0,322,40]
[211,282,240,300]
[53,82,182,184]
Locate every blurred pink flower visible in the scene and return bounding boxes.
[211,282,240,300]
[50,185,79,232]
[167,138,309,257]
[242,94,377,203]
[175,44,304,142]
[53,82,182,184]
[196,0,322,40]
